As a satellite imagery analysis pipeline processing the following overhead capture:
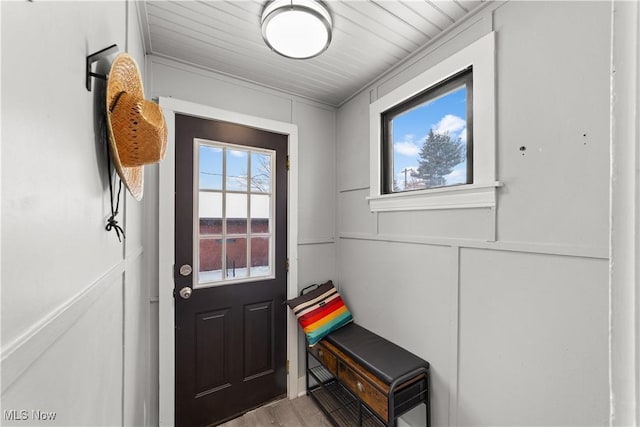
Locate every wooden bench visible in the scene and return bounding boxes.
[306,323,430,427]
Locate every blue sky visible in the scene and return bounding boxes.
[198,144,271,219]
[199,145,223,190]
[198,145,252,191]
[199,146,270,192]
[392,86,468,190]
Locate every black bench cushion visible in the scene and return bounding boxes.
[323,323,429,385]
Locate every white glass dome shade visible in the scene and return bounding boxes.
[261,0,333,59]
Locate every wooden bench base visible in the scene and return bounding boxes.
[305,323,430,427]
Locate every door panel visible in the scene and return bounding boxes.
[195,309,230,396]
[243,301,274,380]
[175,114,288,427]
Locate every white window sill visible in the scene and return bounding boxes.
[367,182,502,212]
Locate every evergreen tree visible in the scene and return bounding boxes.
[412,129,464,187]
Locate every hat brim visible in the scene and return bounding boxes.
[106,53,144,201]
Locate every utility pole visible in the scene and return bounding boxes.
[401,167,412,189]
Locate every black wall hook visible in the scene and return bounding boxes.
[86,44,119,91]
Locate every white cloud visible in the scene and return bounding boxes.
[229,149,246,158]
[394,141,420,157]
[444,162,468,185]
[394,134,420,157]
[433,114,465,135]
[459,127,467,143]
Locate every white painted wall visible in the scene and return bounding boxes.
[336,2,611,426]
[1,1,152,425]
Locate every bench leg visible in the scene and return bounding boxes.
[425,382,431,427]
[305,350,310,395]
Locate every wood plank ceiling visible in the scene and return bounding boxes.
[138,1,485,107]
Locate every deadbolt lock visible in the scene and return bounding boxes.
[179,264,192,276]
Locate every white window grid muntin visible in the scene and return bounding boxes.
[193,138,276,288]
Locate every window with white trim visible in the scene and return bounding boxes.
[369,32,498,212]
[382,67,473,194]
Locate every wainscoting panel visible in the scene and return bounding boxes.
[1,276,124,426]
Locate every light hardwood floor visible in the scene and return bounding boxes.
[219,395,332,427]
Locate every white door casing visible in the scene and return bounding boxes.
[158,97,299,426]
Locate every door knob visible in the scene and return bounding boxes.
[179,287,192,300]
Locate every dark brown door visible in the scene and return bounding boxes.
[174,114,288,427]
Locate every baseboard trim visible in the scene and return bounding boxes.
[1,248,143,393]
[297,376,307,398]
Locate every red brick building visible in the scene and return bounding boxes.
[199,218,270,272]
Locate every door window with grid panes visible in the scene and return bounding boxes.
[196,140,275,286]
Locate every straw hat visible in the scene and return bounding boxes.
[106,53,167,201]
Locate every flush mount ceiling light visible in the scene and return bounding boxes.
[261,0,332,59]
